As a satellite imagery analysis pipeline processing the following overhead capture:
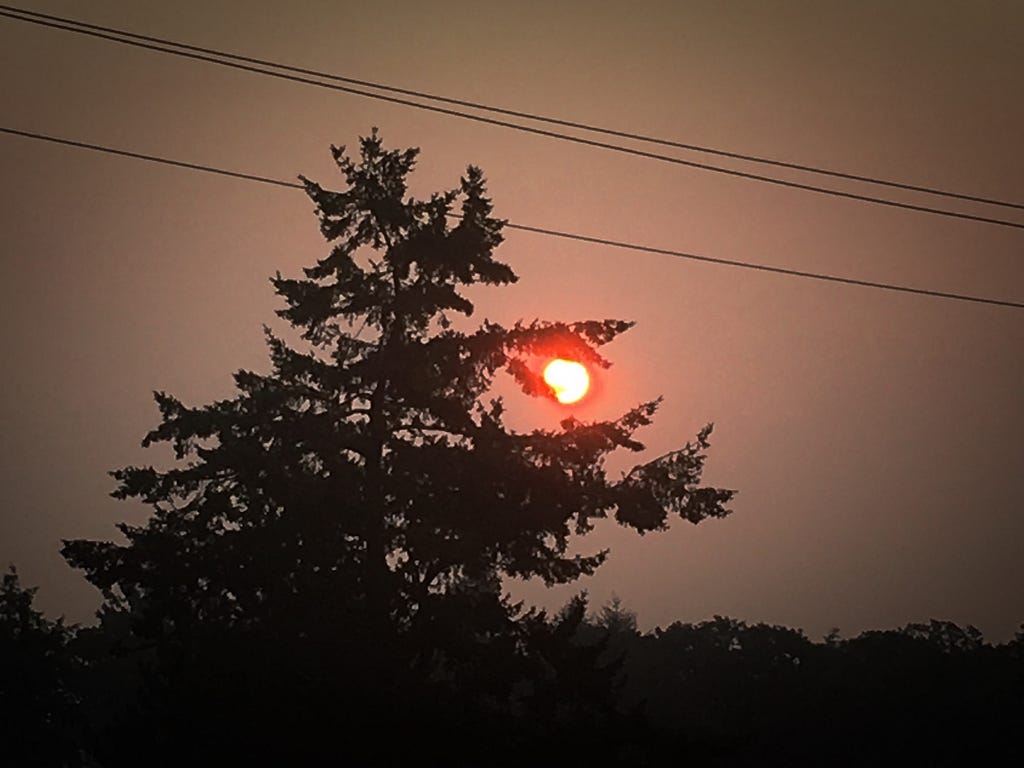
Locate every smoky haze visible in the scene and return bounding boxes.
[1,0,1022,643]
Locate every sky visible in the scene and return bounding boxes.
[1,0,1022,641]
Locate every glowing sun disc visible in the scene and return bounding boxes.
[543,359,590,404]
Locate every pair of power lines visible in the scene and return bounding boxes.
[0,4,1021,310]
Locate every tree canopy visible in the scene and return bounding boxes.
[59,131,734,762]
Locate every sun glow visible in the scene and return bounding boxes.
[543,359,590,404]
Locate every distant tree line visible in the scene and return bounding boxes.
[586,599,1024,765]
[3,569,1022,766]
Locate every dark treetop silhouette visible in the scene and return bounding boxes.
[0,567,82,767]
[57,131,733,763]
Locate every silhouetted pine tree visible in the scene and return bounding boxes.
[62,131,733,763]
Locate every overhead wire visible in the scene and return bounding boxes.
[2,125,1021,310]
[1,6,1023,232]
[0,127,303,189]
[2,3,1021,213]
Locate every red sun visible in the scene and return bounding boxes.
[543,359,591,404]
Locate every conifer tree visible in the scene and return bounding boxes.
[62,131,733,759]
[0,567,82,766]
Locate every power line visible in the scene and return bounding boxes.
[2,3,1020,214]
[2,7,1023,233]
[507,223,1024,309]
[2,125,1020,310]
[0,127,302,189]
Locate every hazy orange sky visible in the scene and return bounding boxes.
[2,0,1022,640]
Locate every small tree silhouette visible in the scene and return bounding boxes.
[62,131,733,762]
[0,566,82,767]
